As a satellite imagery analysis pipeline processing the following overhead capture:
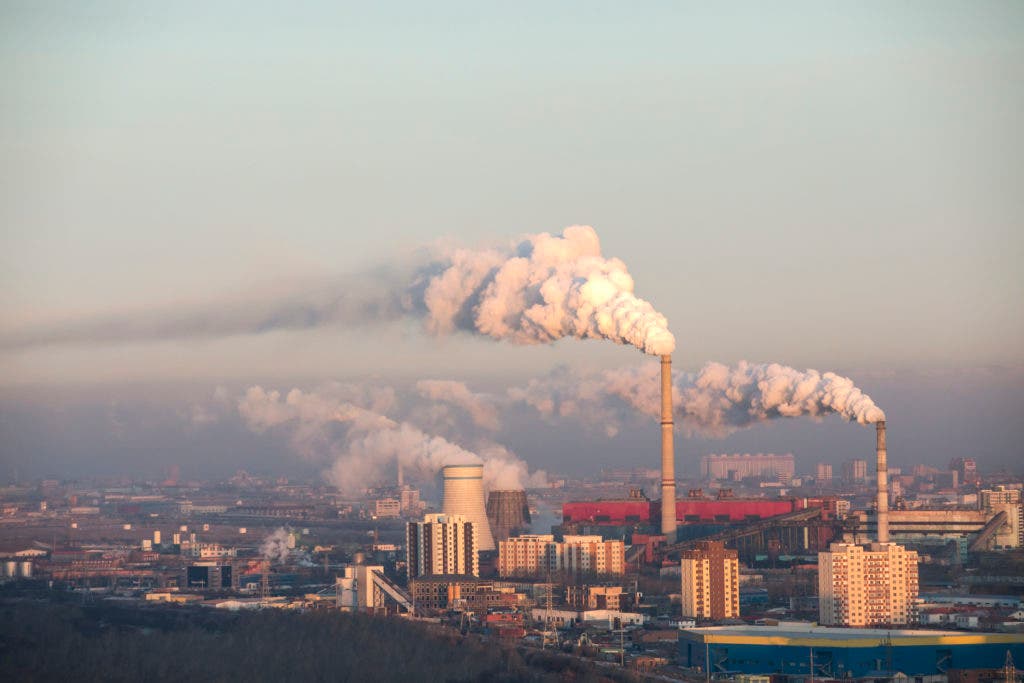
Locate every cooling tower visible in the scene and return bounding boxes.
[876,420,889,543]
[486,490,531,543]
[660,354,677,540]
[441,464,496,551]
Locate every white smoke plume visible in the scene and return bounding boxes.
[261,527,293,564]
[238,385,545,494]
[2,226,675,356]
[415,380,501,431]
[511,360,886,437]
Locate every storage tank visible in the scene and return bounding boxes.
[19,561,32,578]
[4,560,18,577]
[486,490,531,543]
[441,464,496,551]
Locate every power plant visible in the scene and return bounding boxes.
[440,464,496,552]
[660,354,677,540]
[486,490,531,543]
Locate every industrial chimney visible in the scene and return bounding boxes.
[486,490,531,544]
[441,464,496,551]
[876,420,889,543]
[660,354,677,540]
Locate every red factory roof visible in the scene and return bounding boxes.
[563,498,808,524]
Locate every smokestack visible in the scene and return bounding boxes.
[397,461,404,489]
[441,464,496,551]
[876,420,889,543]
[660,354,677,540]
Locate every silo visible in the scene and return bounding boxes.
[19,561,32,578]
[441,464,495,551]
[4,560,18,577]
[486,490,531,543]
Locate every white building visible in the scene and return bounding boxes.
[818,542,919,627]
[497,534,625,577]
[406,513,478,578]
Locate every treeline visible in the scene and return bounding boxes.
[0,600,641,683]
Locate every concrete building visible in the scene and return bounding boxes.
[842,458,868,484]
[498,534,553,577]
[373,498,401,519]
[816,463,833,484]
[497,534,625,577]
[565,585,623,611]
[701,453,794,483]
[680,541,739,620]
[818,541,919,627]
[406,513,478,578]
[979,486,1023,548]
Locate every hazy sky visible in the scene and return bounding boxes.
[1,3,1022,480]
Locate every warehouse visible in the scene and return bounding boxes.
[678,622,1024,679]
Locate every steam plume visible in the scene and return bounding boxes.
[3,226,675,356]
[261,527,293,564]
[512,360,885,437]
[238,386,545,494]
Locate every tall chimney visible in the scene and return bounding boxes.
[876,420,889,543]
[660,354,677,540]
[397,461,404,489]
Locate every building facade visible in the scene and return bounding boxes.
[842,459,868,484]
[680,541,739,620]
[406,513,478,578]
[497,534,625,577]
[701,453,794,483]
[818,542,919,627]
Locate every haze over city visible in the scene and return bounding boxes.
[3,4,1024,682]
[3,3,1022,484]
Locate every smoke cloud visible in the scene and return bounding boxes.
[261,527,293,564]
[238,385,545,494]
[3,226,674,356]
[511,360,885,437]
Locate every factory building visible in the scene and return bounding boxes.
[818,542,919,627]
[680,541,739,620]
[406,513,478,578]
[497,534,625,577]
[562,496,806,526]
[678,622,1024,679]
[186,562,233,590]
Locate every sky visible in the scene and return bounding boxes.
[1,2,1022,483]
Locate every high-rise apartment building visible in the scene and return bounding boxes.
[816,463,833,484]
[497,534,625,577]
[407,513,478,578]
[842,459,868,484]
[701,453,794,483]
[818,542,919,627]
[680,541,739,620]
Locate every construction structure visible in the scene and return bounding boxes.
[406,512,479,578]
[486,490,531,543]
[440,464,495,552]
[680,541,740,620]
[335,563,413,614]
